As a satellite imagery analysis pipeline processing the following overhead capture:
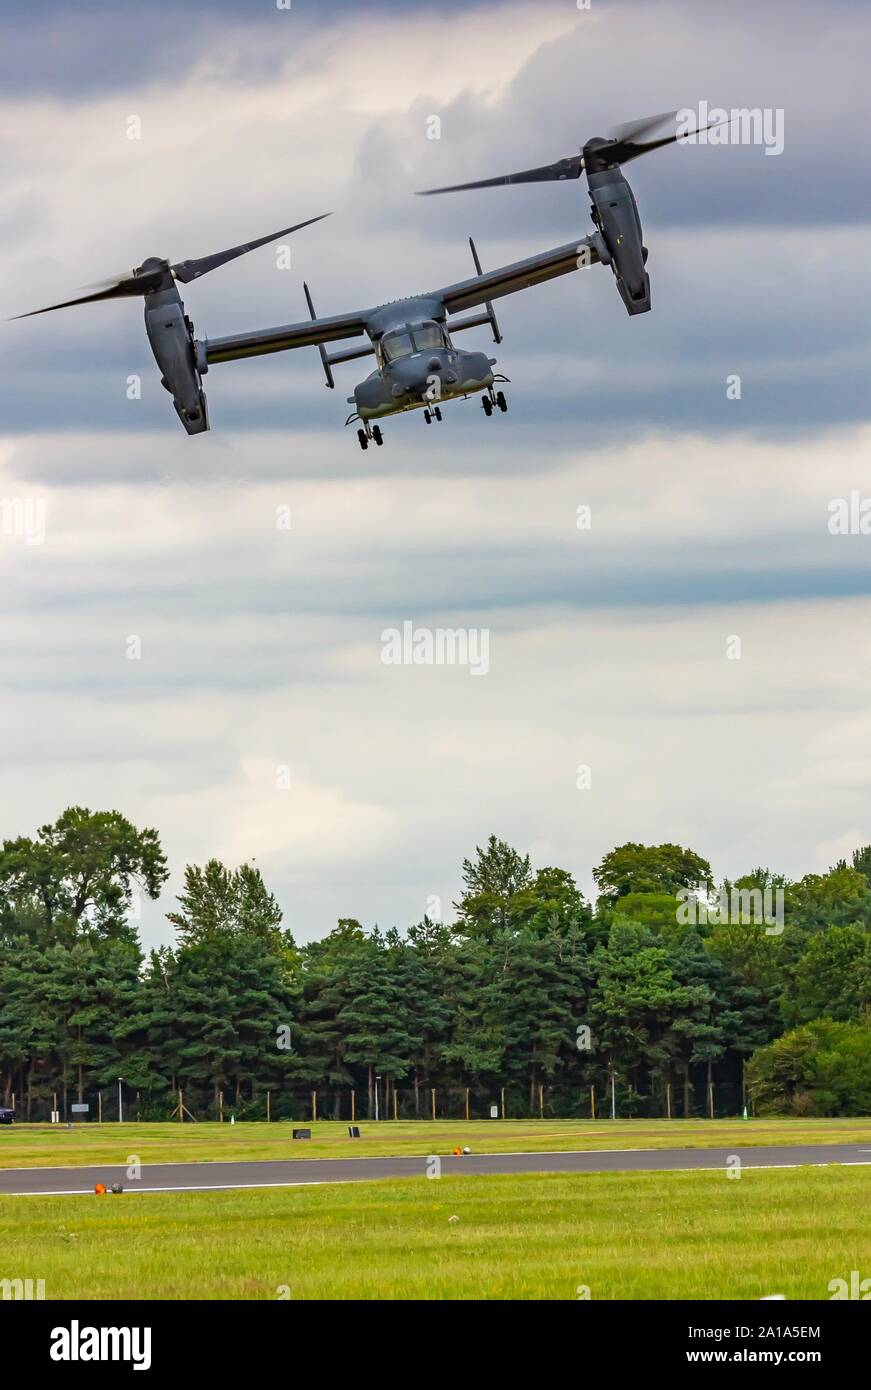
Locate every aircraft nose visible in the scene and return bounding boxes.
[391,358,433,396]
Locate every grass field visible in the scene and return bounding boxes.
[1,1116,869,1169]
[2,1165,868,1299]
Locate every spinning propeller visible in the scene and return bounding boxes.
[418,110,728,318]
[11,211,330,434]
[417,110,725,195]
[13,213,331,318]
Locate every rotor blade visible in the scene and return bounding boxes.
[10,274,162,319]
[609,130,684,164]
[11,214,331,320]
[606,110,679,146]
[605,111,732,165]
[417,155,583,196]
[171,212,331,283]
[84,270,142,290]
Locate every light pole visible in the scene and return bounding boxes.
[375,1074,381,1122]
[117,1077,123,1124]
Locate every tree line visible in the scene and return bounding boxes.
[1,809,869,1120]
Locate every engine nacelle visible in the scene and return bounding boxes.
[584,155,651,317]
[143,287,209,434]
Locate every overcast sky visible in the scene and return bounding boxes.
[1,0,870,949]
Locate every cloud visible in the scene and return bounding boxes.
[0,0,869,947]
[4,420,871,944]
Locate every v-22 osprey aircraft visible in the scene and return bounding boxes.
[14,111,720,448]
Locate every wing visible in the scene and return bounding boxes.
[204,308,368,365]
[204,236,600,364]
[432,236,600,317]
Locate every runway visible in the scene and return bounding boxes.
[1,1142,869,1195]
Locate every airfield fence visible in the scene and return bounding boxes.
[9,1079,748,1124]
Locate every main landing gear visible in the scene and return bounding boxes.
[423,406,443,424]
[482,388,508,417]
[357,424,384,450]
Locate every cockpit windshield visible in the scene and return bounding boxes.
[381,322,446,363]
[381,332,415,362]
[413,323,444,351]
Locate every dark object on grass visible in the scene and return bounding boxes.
[110,1183,123,1194]
[292,1128,312,1140]
[348,1125,361,1138]
[0,1108,14,1125]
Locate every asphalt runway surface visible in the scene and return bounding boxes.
[1,1142,869,1195]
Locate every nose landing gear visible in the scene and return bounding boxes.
[423,406,443,425]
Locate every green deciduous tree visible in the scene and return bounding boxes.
[0,807,167,945]
[747,1019,871,1116]
[785,926,871,1026]
[592,842,713,907]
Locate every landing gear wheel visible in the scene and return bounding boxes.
[357,428,369,451]
[482,397,493,417]
[423,409,432,424]
[372,425,384,447]
[434,407,442,421]
[496,391,508,413]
